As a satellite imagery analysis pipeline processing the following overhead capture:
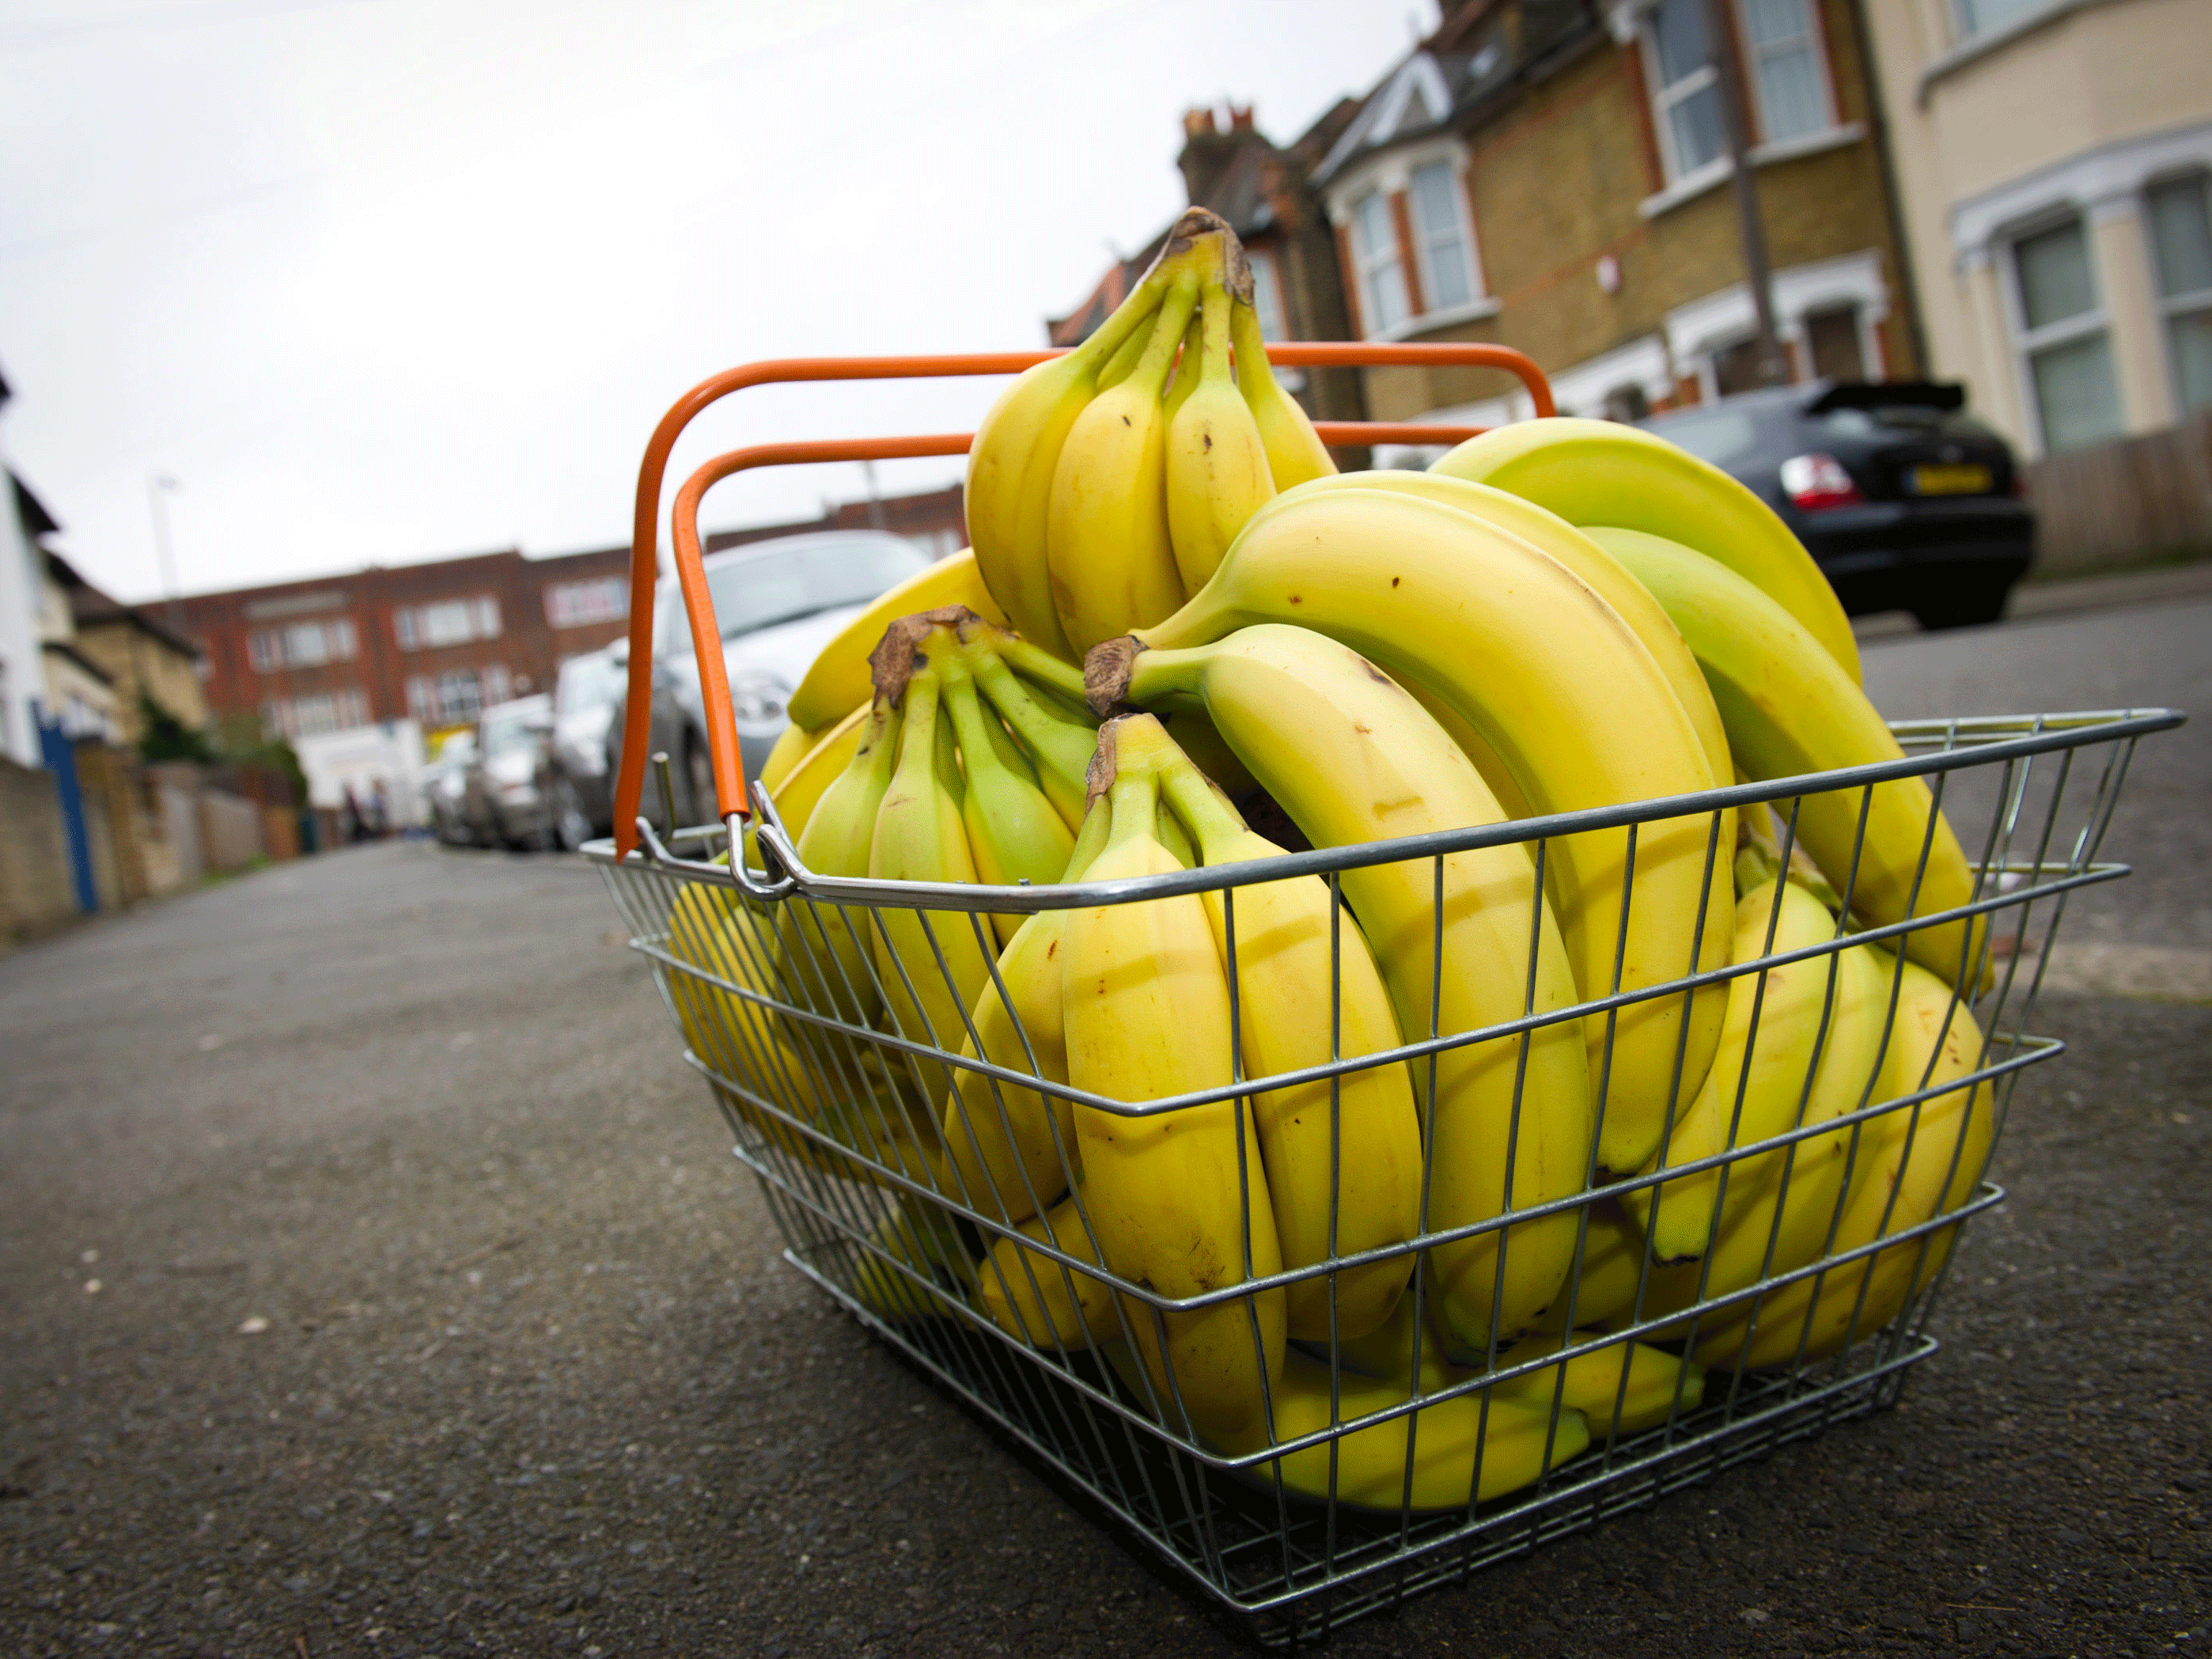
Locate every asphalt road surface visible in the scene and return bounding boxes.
[3,585,2206,1657]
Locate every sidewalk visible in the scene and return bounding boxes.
[1855,555,2212,641]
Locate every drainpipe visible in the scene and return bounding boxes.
[1703,0,1786,385]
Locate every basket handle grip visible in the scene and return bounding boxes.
[612,342,1556,858]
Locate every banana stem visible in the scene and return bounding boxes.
[1155,750,1247,852]
[972,620,1088,706]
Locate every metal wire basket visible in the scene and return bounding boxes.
[586,347,2182,1644]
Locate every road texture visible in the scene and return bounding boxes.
[3,587,2206,1657]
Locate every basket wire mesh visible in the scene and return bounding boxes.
[591,702,2179,1642]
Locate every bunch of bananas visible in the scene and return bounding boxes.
[663,315,2004,1513]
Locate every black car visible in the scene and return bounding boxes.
[1639,381,2035,630]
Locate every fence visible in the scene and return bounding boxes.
[2026,409,2212,576]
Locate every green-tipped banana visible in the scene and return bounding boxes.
[1095,626,1592,1348]
[1165,281,1275,595]
[1129,488,1728,1179]
[1590,528,1988,992]
[1432,417,1860,683]
[937,664,1072,949]
[956,617,1098,831]
[1230,286,1334,489]
[1157,746,1422,1343]
[775,696,900,1030]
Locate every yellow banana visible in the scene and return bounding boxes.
[766,699,870,842]
[1046,276,1201,656]
[1432,416,1861,683]
[1156,750,1421,1343]
[866,661,995,1109]
[937,668,1073,949]
[940,799,1112,1225]
[965,210,1222,661]
[1486,1330,1704,1440]
[1229,284,1335,489]
[774,696,899,1032]
[1129,490,1727,1180]
[1695,954,1993,1369]
[1591,528,1988,992]
[1095,626,1592,1347]
[1324,1278,1459,1392]
[786,550,1007,731]
[756,721,817,797]
[977,1192,1119,1350]
[1165,281,1275,595]
[848,1197,979,1327]
[1062,717,1285,1441]
[1533,1199,1650,1334]
[953,618,1098,834]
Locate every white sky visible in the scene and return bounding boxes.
[0,0,1431,603]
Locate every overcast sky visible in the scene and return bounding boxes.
[0,0,1430,604]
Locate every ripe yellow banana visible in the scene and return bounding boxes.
[977,1192,1119,1350]
[966,211,1228,661]
[1324,1277,1459,1392]
[766,699,871,842]
[866,661,996,1109]
[1229,285,1335,489]
[1627,878,1852,1262]
[1694,953,1993,1369]
[1046,277,1201,656]
[756,721,817,797]
[775,696,899,1032]
[1432,417,1861,684]
[1062,716,1286,1441]
[1533,1198,1650,1334]
[1096,626,1592,1347]
[1128,489,1727,1180]
[786,550,1007,731]
[940,799,1112,1225]
[1485,1330,1704,1441]
[1590,527,1989,993]
[1156,749,1420,1343]
[848,1197,979,1327]
[1165,281,1275,595]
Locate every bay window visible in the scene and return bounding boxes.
[1646,0,1725,182]
[1409,161,1479,314]
[2011,216,2123,453]
[1349,188,1411,335]
[2147,173,2212,415]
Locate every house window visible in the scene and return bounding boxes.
[263,687,369,739]
[246,618,358,672]
[1805,305,1865,381]
[1409,161,1479,313]
[1738,0,1831,145]
[2011,215,2123,453]
[1953,0,2047,39]
[1247,249,1288,341]
[1349,188,1411,335]
[395,595,502,652]
[2147,173,2212,415]
[437,669,483,723]
[1646,0,1726,182]
[544,576,627,630]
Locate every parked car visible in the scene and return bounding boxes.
[1638,381,2034,629]
[612,530,932,826]
[461,695,559,850]
[546,645,627,848]
[423,729,478,845]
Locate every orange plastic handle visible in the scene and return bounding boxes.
[612,342,1554,857]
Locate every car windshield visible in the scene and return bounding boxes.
[556,653,625,714]
[658,538,929,651]
[1642,409,1760,464]
[480,710,540,756]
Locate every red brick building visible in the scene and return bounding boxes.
[180,545,632,741]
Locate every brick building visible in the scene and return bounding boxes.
[180,544,632,742]
[1313,0,1922,433]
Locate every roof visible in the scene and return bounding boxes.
[46,549,204,661]
[41,636,116,687]
[11,469,59,542]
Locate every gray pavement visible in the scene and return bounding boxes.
[2,591,2207,1657]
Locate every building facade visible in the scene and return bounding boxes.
[181,544,633,744]
[1313,0,1921,435]
[56,561,206,748]
[1862,0,2211,457]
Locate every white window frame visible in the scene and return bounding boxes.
[2002,210,2117,456]
[1642,0,1729,187]
[1733,0,1836,147]
[2146,171,2212,415]
[1246,248,1289,342]
[1347,187,1411,337]
[1407,158,1484,320]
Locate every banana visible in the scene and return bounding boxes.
[1062,716,1286,1441]
[954,618,1098,831]
[1155,748,1421,1343]
[1485,1330,1705,1441]
[1115,1343,1589,1513]
[1532,1198,1650,1333]
[1323,1278,1459,1392]
[965,211,1216,661]
[1269,469,1733,790]
[1590,528,1989,993]
[756,721,817,797]
[1431,417,1861,684]
[1229,283,1335,490]
[1046,275,1202,655]
[866,659,996,1109]
[786,550,1008,731]
[848,1197,979,1327]
[1127,490,1728,1180]
[940,799,1112,1225]
[1165,280,1275,595]
[1094,626,1592,1347]
[977,1192,1119,1350]
[767,699,870,843]
[774,696,900,1032]
[937,662,1074,948]
[1159,311,1203,426]
[1694,954,1993,1369]
[1626,878,1851,1262]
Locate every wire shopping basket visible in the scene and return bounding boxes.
[585,343,2182,1644]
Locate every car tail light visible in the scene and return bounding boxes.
[1779,453,1863,511]
[2013,470,2030,500]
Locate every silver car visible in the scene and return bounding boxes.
[463,695,559,850]
[546,646,627,848]
[618,531,931,824]
[423,729,478,845]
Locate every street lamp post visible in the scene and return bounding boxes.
[148,473,182,634]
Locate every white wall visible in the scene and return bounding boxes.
[0,438,47,768]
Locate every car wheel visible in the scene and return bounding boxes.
[553,777,591,852]
[1914,585,2011,631]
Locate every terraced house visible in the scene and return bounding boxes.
[1309,0,1924,437]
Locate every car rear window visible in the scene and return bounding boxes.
[1815,403,2002,441]
[1642,409,1760,465]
